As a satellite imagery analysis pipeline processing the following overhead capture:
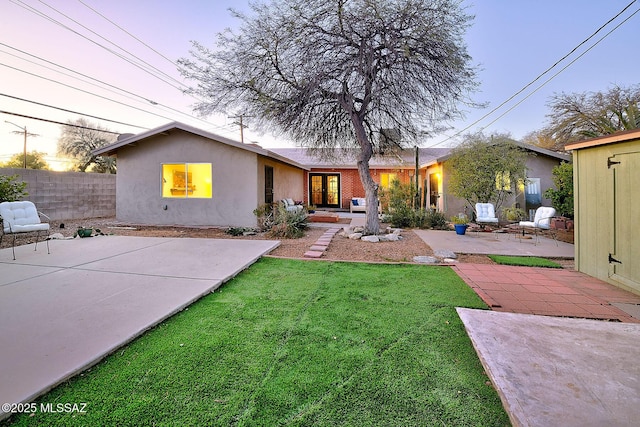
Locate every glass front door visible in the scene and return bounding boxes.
[309,173,340,208]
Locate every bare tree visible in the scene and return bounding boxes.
[178,0,478,234]
[544,84,640,149]
[57,118,117,173]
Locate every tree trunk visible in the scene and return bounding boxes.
[351,116,380,235]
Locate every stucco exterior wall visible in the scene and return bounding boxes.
[114,130,259,227]
[257,157,304,205]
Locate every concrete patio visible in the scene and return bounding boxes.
[413,228,574,258]
[0,236,279,420]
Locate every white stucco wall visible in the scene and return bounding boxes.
[115,130,259,227]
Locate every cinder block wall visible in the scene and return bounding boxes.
[1,168,116,220]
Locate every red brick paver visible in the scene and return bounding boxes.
[453,264,640,323]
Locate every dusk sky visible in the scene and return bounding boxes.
[1,0,638,169]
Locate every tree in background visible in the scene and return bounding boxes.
[57,118,116,173]
[543,84,640,149]
[1,151,50,170]
[178,0,478,234]
[446,132,529,215]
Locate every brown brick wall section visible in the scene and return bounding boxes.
[306,168,413,210]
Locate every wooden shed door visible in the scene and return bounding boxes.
[610,152,640,292]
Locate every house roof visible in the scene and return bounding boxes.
[269,147,451,169]
[434,140,571,163]
[92,121,309,170]
[565,129,640,151]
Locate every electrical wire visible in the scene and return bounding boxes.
[1,110,122,134]
[0,93,147,129]
[431,0,639,147]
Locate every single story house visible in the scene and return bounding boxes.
[95,122,570,227]
[566,129,640,296]
[271,141,570,219]
[93,122,307,227]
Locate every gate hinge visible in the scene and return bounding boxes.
[608,157,621,168]
[609,254,622,264]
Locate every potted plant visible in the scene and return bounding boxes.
[306,204,316,214]
[451,214,469,235]
[76,226,93,238]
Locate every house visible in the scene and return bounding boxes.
[95,122,569,228]
[271,141,570,219]
[566,129,640,295]
[93,122,307,227]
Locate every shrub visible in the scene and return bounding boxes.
[254,203,308,238]
[544,162,573,218]
[0,174,28,202]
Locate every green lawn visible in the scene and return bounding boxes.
[4,258,509,427]
[488,255,563,268]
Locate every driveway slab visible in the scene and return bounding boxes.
[457,308,640,427]
[0,236,279,420]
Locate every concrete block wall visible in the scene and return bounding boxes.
[0,168,116,220]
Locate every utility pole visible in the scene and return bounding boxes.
[228,114,251,144]
[5,121,38,169]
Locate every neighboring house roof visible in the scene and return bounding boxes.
[92,121,309,171]
[269,147,451,169]
[565,128,640,151]
[434,140,572,164]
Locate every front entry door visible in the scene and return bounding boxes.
[310,173,340,208]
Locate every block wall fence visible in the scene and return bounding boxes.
[1,168,116,221]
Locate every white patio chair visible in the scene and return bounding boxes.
[519,206,557,245]
[475,203,499,226]
[0,201,51,260]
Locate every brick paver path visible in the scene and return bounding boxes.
[453,264,640,323]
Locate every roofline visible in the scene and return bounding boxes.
[435,140,571,163]
[92,121,308,170]
[565,129,640,150]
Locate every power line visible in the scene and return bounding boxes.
[1,111,122,134]
[1,93,147,129]
[432,0,639,147]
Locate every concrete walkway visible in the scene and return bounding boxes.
[0,236,279,420]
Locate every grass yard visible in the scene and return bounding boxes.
[488,255,563,268]
[3,259,509,427]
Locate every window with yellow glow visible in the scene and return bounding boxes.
[162,163,212,198]
[495,171,511,191]
[380,173,398,189]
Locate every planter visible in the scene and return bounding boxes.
[551,217,567,230]
[454,224,468,235]
[77,228,93,238]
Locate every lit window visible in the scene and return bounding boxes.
[495,171,511,191]
[162,163,212,198]
[380,173,398,189]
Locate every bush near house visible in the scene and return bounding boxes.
[544,162,574,218]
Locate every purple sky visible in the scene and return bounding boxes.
[1,0,638,169]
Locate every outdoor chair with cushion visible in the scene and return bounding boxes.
[281,198,304,213]
[518,206,557,245]
[0,201,51,260]
[475,203,499,227]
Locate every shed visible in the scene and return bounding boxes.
[567,129,640,295]
[94,122,307,228]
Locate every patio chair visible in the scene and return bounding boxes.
[475,203,499,227]
[518,206,557,245]
[0,201,51,260]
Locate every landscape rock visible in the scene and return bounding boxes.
[434,249,457,259]
[361,235,380,243]
[352,226,365,233]
[443,258,458,263]
[349,233,363,240]
[413,256,439,264]
[384,233,400,241]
